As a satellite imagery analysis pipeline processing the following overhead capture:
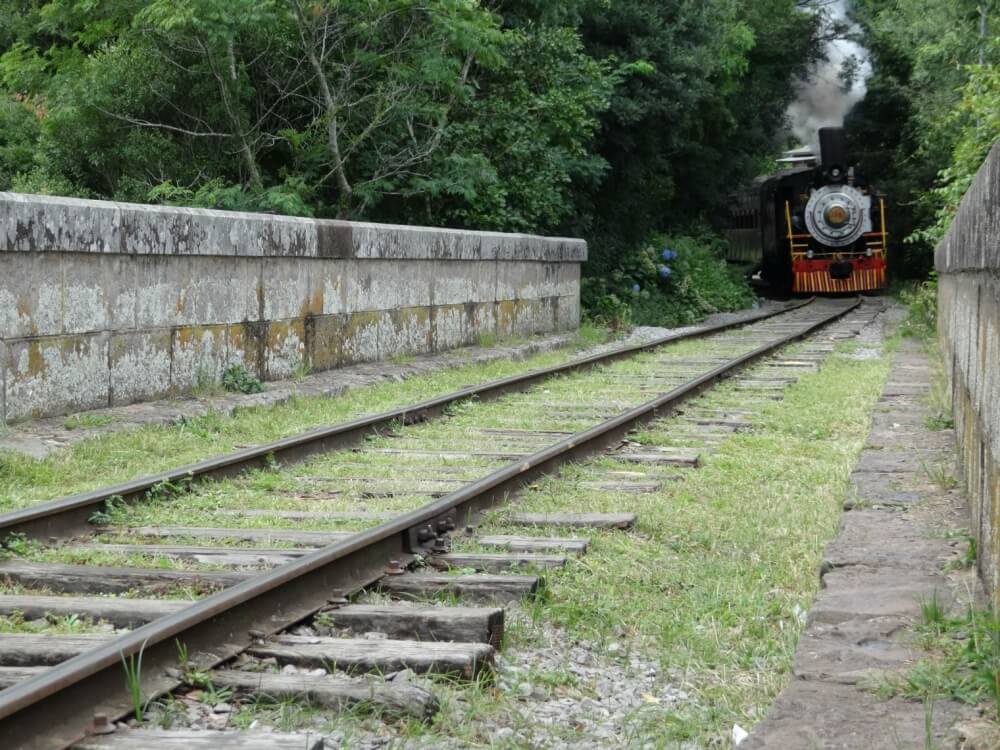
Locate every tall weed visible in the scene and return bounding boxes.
[899,275,938,340]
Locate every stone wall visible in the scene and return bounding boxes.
[936,140,1000,610]
[0,192,585,423]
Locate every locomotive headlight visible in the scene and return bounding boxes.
[824,203,849,227]
[865,248,873,257]
[806,249,814,259]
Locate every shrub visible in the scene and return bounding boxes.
[582,230,755,328]
[221,364,263,394]
[899,274,938,340]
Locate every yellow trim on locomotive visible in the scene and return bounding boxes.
[787,197,889,294]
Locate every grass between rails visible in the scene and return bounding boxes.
[398,346,891,747]
[207,344,892,748]
[0,315,884,745]
[32,333,758,537]
[0,333,617,514]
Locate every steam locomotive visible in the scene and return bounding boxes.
[725,127,888,294]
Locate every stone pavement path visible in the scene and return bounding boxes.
[745,338,988,750]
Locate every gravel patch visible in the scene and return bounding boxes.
[481,615,694,750]
[153,609,697,749]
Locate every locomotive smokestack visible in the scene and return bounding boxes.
[818,127,849,182]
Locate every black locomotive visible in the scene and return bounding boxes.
[725,127,888,294]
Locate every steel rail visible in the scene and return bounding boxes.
[0,299,816,541]
[0,297,858,749]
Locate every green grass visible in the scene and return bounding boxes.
[122,639,152,722]
[427,347,889,745]
[476,333,499,348]
[62,413,113,430]
[898,276,938,342]
[571,322,611,349]
[882,606,1000,725]
[924,342,955,431]
[0,611,105,635]
[193,344,891,747]
[2,313,892,745]
[0,339,608,515]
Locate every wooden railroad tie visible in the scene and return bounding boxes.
[249,635,495,679]
[378,572,542,604]
[75,729,325,750]
[206,670,437,720]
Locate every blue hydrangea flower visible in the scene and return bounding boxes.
[660,248,676,261]
[658,265,672,279]
[631,283,641,293]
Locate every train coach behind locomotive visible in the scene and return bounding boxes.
[725,127,888,295]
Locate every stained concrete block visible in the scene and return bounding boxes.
[497,299,538,338]
[534,297,558,335]
[0,252,63,337]
[182,257,259,325]
[316,259,351,315]
[227,321,268,380]
[496,262,541,302]
[494,234,588,263]
[265,319,307,379]
[305,314,349,371]
[135,254,258,328]
[936,140,1000,272]
[378,307,432,359]
[134,256,188,329]
[262,258,317,321]
[0,340,5,425]
[0,193,123,253]
[170,325,229,392]
[555,294,581,331]
[346,260,435,312]
[467,302,497,344]
[349,222,484,261]
[433,261,496,306]
[431,304,466,352]
[5,334,109,421]
[340,311,380,364]
[61,253,136,334]
[0,192,320,257]
[110,331,173,406]
[542,262,581,298]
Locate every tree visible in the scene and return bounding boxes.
[285,0,500,217]
[848,0,996,274]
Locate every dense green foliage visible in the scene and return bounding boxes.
[0,1,843,322]
[848,1,999,276]
[583,232,756,329]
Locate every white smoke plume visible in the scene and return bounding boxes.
[787,0,871,152]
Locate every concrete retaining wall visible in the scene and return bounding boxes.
[0,192,585,423]
[936,140,1000,610]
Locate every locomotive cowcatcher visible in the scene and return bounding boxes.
[725,127,888,295]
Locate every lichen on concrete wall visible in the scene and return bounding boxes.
[936,140,1000,611]
[0,192,585,423]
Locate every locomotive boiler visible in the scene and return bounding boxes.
[725,127,888,294]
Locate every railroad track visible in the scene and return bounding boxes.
[0,296,876,749]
